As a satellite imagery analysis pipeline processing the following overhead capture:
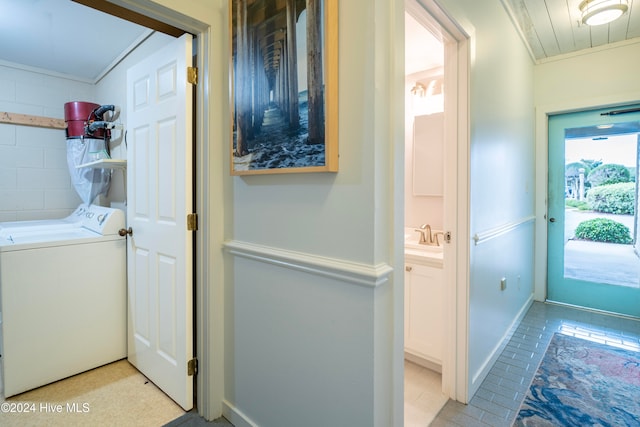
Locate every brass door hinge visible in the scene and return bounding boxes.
[187,213,198,231]
[187,67,198,85]
[187,358,198,376]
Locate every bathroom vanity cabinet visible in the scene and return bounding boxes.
[404,258,444,370]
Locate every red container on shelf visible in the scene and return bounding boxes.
[64,101,106,138]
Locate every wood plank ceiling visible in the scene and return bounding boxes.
[502,0,640,61]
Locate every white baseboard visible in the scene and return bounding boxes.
[404,351,442,373]
[222,400,259,427]
[469,294,534,397]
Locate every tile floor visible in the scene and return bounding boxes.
[430,301,640,426]
[172,301,640,427]
[404,361,449,426]
[164,412,233,426]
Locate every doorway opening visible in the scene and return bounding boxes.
[399,0,471,416]
[89,4,218,420]
[0,4,210,422]
[547,106,640,318]
[404,2,456,425]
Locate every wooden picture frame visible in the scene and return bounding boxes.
[230,0,338,175]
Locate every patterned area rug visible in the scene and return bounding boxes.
[514,333,640,426]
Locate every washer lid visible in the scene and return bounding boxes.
[0,218,81,235]
[0,228,99,246]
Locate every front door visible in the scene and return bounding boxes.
[126,33,194,410]
[547,105,640,317]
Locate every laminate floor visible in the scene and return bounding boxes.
[0,359,185,427]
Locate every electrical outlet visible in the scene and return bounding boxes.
[500,277,507,291]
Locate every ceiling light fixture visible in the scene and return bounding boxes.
[580,0,629,26]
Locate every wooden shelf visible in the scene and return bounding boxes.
[0,111,66,129]
[76,159,127,169]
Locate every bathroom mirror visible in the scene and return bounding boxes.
[413,112,444,196]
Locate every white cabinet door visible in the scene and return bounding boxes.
[404,263,444,365]
[126,33,194,410]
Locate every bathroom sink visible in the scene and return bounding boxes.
[404,228,444,260]
[404,241,443,252]
[404,229,444,266]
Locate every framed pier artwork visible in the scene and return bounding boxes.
[230,0,338,175]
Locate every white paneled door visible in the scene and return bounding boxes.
[126,34,194,410]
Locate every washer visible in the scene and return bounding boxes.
[0,205,127,397]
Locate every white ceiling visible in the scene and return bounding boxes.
[405,12,444,76]
[502,0,640,61]
[0,0,150,83]
[1,1,638,84]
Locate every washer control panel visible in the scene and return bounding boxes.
[72,204,125,235]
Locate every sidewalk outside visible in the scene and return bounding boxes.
[563,209,639,288]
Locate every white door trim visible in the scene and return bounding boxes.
[107,1,222,419]
[404,0,471,404]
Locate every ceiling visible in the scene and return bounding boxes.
[0,0,150,83]
[502,0,640,61]
[1,0,639,84]
[405,11,444,76]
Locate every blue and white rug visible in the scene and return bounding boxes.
[513,333,640,426]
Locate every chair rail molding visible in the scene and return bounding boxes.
[224,240,394,288]
[473,215,536,246]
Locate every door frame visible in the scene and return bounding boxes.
[402,0,471,404]
[535,96,640,305]
[546,107,640,316]
[105,1,223,419]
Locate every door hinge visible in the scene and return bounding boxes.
[187,213,198,231]
[444,231,452,244]
[187,358,198,376]
[187,67,198,85]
